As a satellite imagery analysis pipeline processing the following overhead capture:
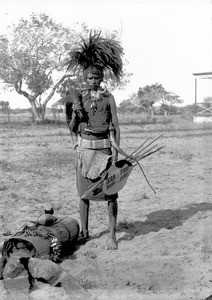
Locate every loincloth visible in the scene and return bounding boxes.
[76,146,111,180]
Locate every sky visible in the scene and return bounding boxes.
[0,0,212,108]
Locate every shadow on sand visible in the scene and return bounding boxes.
[115,202,212,242]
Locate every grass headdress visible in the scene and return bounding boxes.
[66,31,124,81]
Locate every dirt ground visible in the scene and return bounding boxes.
[0,123,212,300]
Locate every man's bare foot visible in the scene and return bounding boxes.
[106,237,118,250]
[78,231,90,245]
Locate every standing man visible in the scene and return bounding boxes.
[65,31,124,250]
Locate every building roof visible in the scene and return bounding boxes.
[192,72,212,78]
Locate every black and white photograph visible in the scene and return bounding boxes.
[0,0,212,299]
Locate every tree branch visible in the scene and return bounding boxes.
[43,74,73,106]
[14,79,34,102]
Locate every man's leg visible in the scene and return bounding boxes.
[106,199,118,250]
[79,198,90,239]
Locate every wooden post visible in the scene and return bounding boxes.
[194,77,197,115]
[194,77,197,104]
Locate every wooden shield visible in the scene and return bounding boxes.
[81,160,133,200]
[102,160,133,195]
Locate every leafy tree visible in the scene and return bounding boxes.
[137,84,160,113]
[181,104,196,121]
[0,100,10,110]
[0,13,82,122]
[135,83,183,115]
[204,96,212,102]
[118,99,139,114]
[203,96,212,108]
[159,92,183,115]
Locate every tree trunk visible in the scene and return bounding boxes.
[40,105,46,123]
[14,81,47,123]
[14,74,73,123]
[30,101,46,123]
[150,106,154,116]
[7,110,10,123]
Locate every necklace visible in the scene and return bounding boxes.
[90,88,106,110]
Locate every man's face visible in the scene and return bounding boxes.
[86,72,102,90]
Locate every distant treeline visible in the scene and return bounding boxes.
[2,107,63,114]
[117,104,196,116]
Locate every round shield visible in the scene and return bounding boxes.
[103,160,133,195]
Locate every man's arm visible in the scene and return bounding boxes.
[109,94,120,142]
[109,94,120,162]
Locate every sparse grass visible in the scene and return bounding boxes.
[0,110,212,300]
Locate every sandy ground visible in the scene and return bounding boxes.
[0,123,212,300]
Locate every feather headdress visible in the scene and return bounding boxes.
[66,31,124,81]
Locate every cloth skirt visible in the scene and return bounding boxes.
[76,147,118,201]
